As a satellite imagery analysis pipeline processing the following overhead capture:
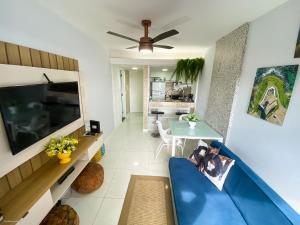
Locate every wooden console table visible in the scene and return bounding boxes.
[0,133,103,225]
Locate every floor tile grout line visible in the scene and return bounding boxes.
[91,197,105,225]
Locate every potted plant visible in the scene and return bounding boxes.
[172,58,205,84]
[184,113,200,129]
[45,136,79,164]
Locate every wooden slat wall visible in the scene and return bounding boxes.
[40,51,50,68]
[6,169,22,189]
[0,42,8,64]
[0,177,10,197]
[30,48,42,67]
[56,55,64,70]
[19,161,33,180]
[49,53,58,69]
[19,46,32,66]
[62,57,70,70]
[0,40,81,198]
[0,41,79,71]
[6,43,21,65]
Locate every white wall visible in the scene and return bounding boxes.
[0,0,114,138]
[195,45,216,117]
[227,0,300,213]
[129,70,143,112]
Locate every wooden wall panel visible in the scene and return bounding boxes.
[49,53,58,69]
[56,55,64,70]
[19,46,32,66]
[0,41,8,64]
[62,57,70,70]
[30,48,42,67]
[19,161,33,180]
[40,51,50,68]
[74,60,79,71]
[69,58,75,71]
[0,177,10,198]
[0,41,78,71]
[39,152,50,164]
[6,43,21,65]
[0,39,80,197]
[6,169,22,189]
[31,155,42,171]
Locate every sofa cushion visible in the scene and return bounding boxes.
[169,158,247,225]
[211,141,300,225]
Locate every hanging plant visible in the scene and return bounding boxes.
[172,58,205,83]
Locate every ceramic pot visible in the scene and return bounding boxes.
[57,152,71,164]
[189,121,197,129]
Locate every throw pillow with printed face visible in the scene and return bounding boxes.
[199,152,235,191]
[188,146,219,167]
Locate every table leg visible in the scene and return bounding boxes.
[172,136,176,157]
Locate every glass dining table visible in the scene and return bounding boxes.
[169,120,224,157]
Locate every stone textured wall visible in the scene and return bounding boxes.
[205,23,249,138]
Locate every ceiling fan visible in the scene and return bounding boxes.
[107,20,179,53]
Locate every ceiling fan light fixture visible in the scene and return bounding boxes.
[139,47,153,53]
[139,36,153,53]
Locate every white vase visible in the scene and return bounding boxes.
[189,121,197,129]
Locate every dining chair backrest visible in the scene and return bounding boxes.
[179,114,188,121]
[156,120,170,144]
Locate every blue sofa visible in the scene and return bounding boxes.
[169,141,300,225]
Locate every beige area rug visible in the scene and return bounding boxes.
[118,175,175,225]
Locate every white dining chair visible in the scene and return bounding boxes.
[155,120,184,159]
[178,114,188,149]
[178,114,188,121]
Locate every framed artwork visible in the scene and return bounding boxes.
[247,65,298,126]
[295,27,300,58]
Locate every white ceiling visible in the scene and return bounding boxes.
[37,0,287,58]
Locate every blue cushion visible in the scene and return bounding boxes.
[211,141,300,225]
[169,158,247,225]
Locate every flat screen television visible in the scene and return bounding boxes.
[0,81,81,155]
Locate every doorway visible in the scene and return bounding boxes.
[111,65,143,128]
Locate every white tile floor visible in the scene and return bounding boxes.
[63,113,189,225]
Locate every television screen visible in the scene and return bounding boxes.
[0,82,81,155]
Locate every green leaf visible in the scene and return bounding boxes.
[172,58,205,83]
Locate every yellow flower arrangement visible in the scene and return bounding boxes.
[45,136,79,157]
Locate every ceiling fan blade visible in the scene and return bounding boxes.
[153,44,174,49]
[152,29,179,43]
[126,46,138,49]
[107,31,139,43]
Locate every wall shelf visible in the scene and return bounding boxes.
[0,133,103,225]
[50,160,88,203]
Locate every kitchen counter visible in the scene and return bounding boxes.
[149,100,195,109]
